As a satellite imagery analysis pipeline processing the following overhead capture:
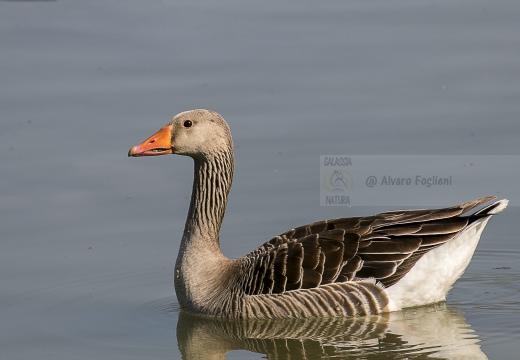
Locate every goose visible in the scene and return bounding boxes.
[128,109,508,319]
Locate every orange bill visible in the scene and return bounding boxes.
[128,125,173,157]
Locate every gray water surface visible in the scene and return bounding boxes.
[1,1,519,359]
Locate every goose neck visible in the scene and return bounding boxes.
[182,151,234,253]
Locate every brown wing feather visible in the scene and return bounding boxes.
[241,197,496,295]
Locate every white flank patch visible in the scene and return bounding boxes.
[385,216,492,311]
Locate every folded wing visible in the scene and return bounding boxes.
[241,196,497,295]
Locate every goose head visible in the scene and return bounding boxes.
[128,109,232,159]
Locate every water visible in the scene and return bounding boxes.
[1,0,519,359]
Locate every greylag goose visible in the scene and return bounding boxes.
[128,109,508,319]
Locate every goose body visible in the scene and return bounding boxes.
[129,109,507,319]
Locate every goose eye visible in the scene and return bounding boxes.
[183,120,193,128]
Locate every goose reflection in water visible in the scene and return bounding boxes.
[175,303,487,360]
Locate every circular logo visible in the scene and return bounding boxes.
[323,169,353,194]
